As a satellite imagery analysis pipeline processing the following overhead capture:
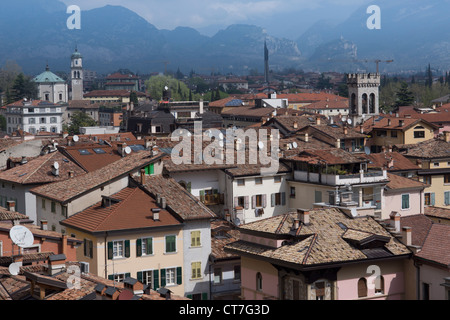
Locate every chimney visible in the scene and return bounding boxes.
[359,124,363,134]
[389,211,401,232]
[402,226,412,246]
[387,119,391,126]
[199,99,204,114]
[40,220,48,231]
[335,138,341,149]
[343,126,348,135]
[395,112,399,118]
[444,131,450,143]
[61,235,68,256]
[160,197,167,209]
[297,209,310,225]
[156,194,161,206]
[145,138,152,149]
[293,218,300,230]
[399,120,404,127]
[152,208,160,221]
[315,117,321,125]
[293,121,298,129]
[404,114,411,119]
[140,169,146,185]
[20,156,28,165]
[117,143,127,157]
[7,200,15,212]
[304,133,309,142]
[52,162,59,176]
[68,171,74,178]
[225,213,231,222]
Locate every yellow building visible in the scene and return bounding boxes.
[83,90,147,104]
[61,186,185,296]
[396,133,450,209]
[367,117,438,153]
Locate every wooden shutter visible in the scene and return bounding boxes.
[445,192,450,205]
[431,193,435,206]
[137,271,143,283]
[108,274,114,281]
[200,190,205,202]
[89,240,93,258]
[271,193,275,207]
[136,238,142,257]
[187,182,192,193]
[358,278,367,298]
[176,267,182,285]
[262,194,267,208]
[124,240,130,258]
[149,163,155,175]
[125,272,131,279]
[234,197,238,208]
[244,196,249,209]
[202,292,208,300]
[252,195,256,208]
[153,270,159,290]
[160,269,166,287]
[83,239,87,257]
[107,241,113,260]
[281,192,286,206]
[147,238,153,255]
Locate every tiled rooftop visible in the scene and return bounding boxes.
[362,151,420,171]
[225,207,410,267]
[30,150,162,203]
[395,138,450,159]
[385,173,427,190]
[416,223,450,267]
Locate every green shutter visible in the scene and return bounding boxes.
[176,267,182,285]
[153,270,159,290]
[431,193,435,206]
[445,192,450,205]
[137,271,143,282]
[147,238,153,255]
[202,292,208,300]
[125,240,130,258]
[136,239,142,257]
[107,241,113,260]
[160,269,166,287]
[187,294,192,299]
[125,272,131,279]
[150,163,155,175]
[108,274,114,281]
[187,182,192,193]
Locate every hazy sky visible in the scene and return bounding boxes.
[59,0,371,38]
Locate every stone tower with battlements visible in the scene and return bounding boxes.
[347,73,380,126]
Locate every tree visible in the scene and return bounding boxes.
[395,82,415,108]
[64,111,97,135]
[10,73,38,101]
[130,91,138,105]
[425,64,433,88]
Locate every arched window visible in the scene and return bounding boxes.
[375,275,385,294]
[369,93,376,113]
[362,94,368,114]
[256,272,263,292]
[351,93,357,114]
[358,277,367,298]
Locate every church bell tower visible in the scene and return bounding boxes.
[70,47,84,100]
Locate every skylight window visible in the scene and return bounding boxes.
[129,144,145,152]
[78,149,92,155]
[337,222,348,230]
[93,148,106,154]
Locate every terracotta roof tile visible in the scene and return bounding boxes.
[386,173,427,190]
[400,214,433,247]
[416,224,450,267]
[425,206,450,221]
[362,152,420,171]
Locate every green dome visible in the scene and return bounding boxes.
[71,48,82,59]
[33,66,65,83]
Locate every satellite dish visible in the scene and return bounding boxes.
[234,218,241,226]
[8,262,21,276]
[219,132,224,140]
[342,116,347,122]
[292,142,298,148]
[9,225,34,248]
[73,135,79,142]
[124,146,132,154]
[364,146,371,155]
[347,118,352,125]
[53,161,59,169]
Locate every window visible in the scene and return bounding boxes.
[444,174,450,184]
[165,235,176,253]
[113,240,124,258]
[376,130,387,137]
[84,239,93,258]
[59,94,63,101]
[256,272,263,291]
[50,117,57,123]
[140,270,153,287]
[29,118,36,124]
[445,191,450,206]
[51,201,56,213]
[391,131,397,138]
[401,194,410,210]
[414,131,425,138]
[424,193,435,206]
[254,194,265,208]
[61,205,67,218]
[422,283,430,300]
[255,177,263,185]
[112,273,129,283]
[358,278,368,298]
[137,238,153,256]
[190,231,201,247]
[290,187,296,198]
[315,190,322,203]
[237,179,245,186]
[433,162,440,167]
[375,276,384,294]
[166,268,176,286]
[41,199,46,209]
[271,192,286,206]
[423,176,431,184]
[234,265,241,281]
[191,262,202,279]
[314,281,325,300]
[274,175,281,183]
[214,268,222,285]
[45,94,49,101]
[40,117,46,124]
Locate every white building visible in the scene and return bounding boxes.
[5,99,64,134]
[33,65,68,104]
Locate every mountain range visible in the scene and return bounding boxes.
[0,0,450,76]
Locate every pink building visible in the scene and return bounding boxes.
[225,207,412,300]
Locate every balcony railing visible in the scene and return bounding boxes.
[294,169,387,186]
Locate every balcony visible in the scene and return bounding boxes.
[294,169,387,186]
